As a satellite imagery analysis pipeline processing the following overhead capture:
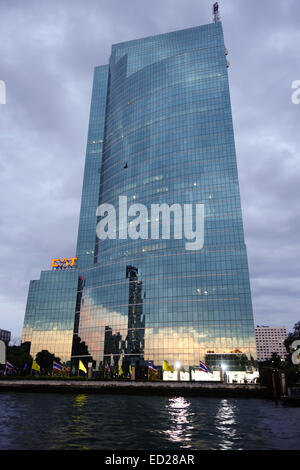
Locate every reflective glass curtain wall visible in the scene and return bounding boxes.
[22,270,78,363]
[76,65,109,269]
[72,22,257,373]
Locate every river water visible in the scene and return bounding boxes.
[0,393,299,450]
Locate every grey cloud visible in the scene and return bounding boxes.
[0,0,299,337]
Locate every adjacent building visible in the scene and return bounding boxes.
[22,15,257,379]
[0,329,11,345]
[255,326,287,362]
[22,270,79,362]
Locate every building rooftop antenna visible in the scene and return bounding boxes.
[213,2,220,23]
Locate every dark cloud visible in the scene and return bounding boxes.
[0,0,299,338]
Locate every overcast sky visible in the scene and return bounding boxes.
[0,0,299,339]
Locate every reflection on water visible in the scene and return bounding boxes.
[70,394,90,450]
[0,393,299,450]
[74,394,88,408]
[215,399,238,450]
[163,397,194,447]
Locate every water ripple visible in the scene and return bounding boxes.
[0,393,299,450]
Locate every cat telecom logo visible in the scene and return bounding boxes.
[51,257,77,270]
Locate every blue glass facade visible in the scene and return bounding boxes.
[76,65,109,269]
[22,21,256,378]
[22,270,78,363]
[72,22,256,376]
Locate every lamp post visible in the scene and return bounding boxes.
[220,363,227,383]
[175,362,181,381]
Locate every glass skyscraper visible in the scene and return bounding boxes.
[22,20,257,380]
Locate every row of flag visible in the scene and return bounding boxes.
[32,360,65,373]
[3,359,213,375]
[79,360,131,377]
[100,360,212,375]
[157,360,212,374]
[79,360,212,375]
[2,360,66,374]
[3,361,32,373]
[162,360,212,374]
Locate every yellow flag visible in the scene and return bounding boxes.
[129,364,132,375]
[32,360,40,372]
[163,360,174,372]
[118,361,123,376]
[78,360,87,374]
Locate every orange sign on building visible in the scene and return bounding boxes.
[51,257,77,268]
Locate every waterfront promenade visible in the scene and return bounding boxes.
[0,379,270,398]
